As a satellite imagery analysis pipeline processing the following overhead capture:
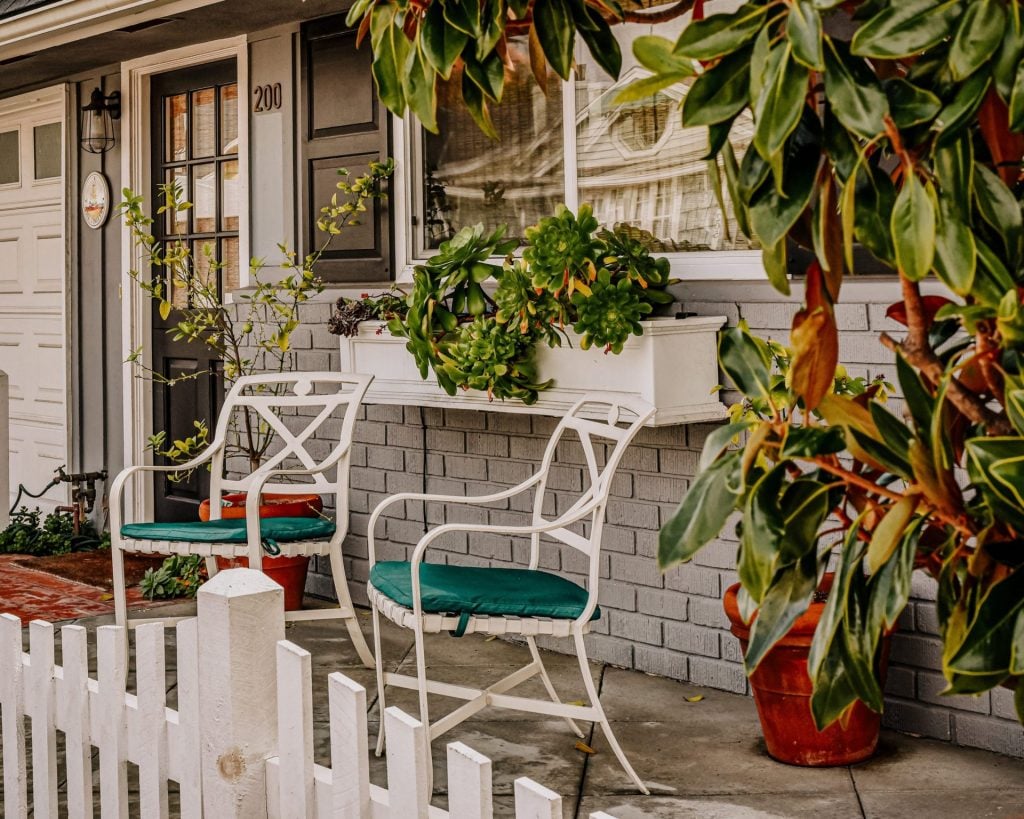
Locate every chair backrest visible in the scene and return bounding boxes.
[207,372,372,519]
[529,395,654,605]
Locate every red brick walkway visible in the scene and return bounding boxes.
[0,555,165,622]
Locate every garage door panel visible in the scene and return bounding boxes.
[0,87,67,511]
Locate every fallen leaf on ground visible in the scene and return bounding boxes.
[574,740,596,754]
[568,699,586,706]
[484,635,498,641]
[685,695,704,703]
[100,593,113,601]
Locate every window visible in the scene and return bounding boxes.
[33,123,61,180]
[408,7,760,275]
[0,130,17,185]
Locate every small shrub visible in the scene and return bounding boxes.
[0,508,110,556]
[140,555,205,600]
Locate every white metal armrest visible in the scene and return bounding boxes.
[396,494,605,626]
[367,474,544,566]
[109,441,226,534]
[242,465,336,565]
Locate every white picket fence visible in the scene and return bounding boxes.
[0,568,618,818]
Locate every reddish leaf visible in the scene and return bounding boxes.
[693,0,706,20]
[885,295,953,326]
[979,87,1024,186]
[791,263,838,412]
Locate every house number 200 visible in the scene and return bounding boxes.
[253,83,283,113]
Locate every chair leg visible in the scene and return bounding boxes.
[572,631,649,795]
[412,621,434,802]
[204,556,219,580]
[372,606,388,758]
[526,636,584,739]
[328,546,375,668]
[112,545,128,631]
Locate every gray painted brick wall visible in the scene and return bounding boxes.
[257,282,1024,759]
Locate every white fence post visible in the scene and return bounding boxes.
[0,613,27,818]
[0,370,8,528]
[198,568,285,818]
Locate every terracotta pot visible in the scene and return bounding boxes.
[723,579,888,767]
[215,554,311,611]
[202,492,322,611]
[198,492,323,521]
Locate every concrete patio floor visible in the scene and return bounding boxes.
[28,599,1024,818]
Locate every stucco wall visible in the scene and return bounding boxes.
[272,278,1024,759]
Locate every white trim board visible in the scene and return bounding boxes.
[119,35,249,522]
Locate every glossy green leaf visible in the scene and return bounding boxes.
[443,0,481,36]
[683,47,752,127]
[896,354,934,433]
[614,74,689,104]
[965,437,1024,532]
[370,7,409,115]
[867,518,922,632]
[699,420,755,472]
[787,0,824,70]
[810,640,861,730]
[781,426,846,458]
[673,2,769,60]
[883,78,942,128]
[745,552,819,672]
[719,323,773,399]
[739,465,787,604]
[574,3,622,79]
[949,566,1024,676]
[749,114,820,247]
[973,164,1023,266]
[403,47,438,133]
[1007,388,1024,436]
[934,70,992,147]
[633,35,694,75]
[870,401,914,461]
[658,451,742,569]
[721,140,753,239]
[853,162,897,265]
[932,197,976,295]
[891,174,936,282]
[462,49,504,102]
[533,0,574,79]
[851,0,960,59]
[995,24,1024,101]
[1010,62,1024,131]
[933,135,974,221]
[867,495,917,574]
[949,0,1005,81]
[460,72,497,139]
[420,1,469,80]
[1010,611,1024,675]
[761,237,790,295]
[823,38,889,139]
[753,44,809,167]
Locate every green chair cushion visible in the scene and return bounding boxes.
[369,561,600,621]
[121,517,335,543]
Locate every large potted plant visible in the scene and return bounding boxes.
[345,0,1024,752]
[120,159,394,608]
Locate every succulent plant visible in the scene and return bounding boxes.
[493,260,567,344]
[572,268,653,354]
[438,317,551,404]
[524,204,601,297]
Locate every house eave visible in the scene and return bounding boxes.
[0,0,222,62]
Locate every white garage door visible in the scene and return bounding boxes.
[0,87,69,513]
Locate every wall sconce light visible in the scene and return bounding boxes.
[80,88,121,155]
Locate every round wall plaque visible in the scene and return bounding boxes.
[82,171,110,230]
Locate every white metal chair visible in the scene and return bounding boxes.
[367,395,654,795]
[109,372,376,667]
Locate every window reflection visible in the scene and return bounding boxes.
[574,21,757,252]
[420,36,564,251]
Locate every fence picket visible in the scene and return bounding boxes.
[60,625,94,818]
[174,618,202,818]
[447,742,493,819]
[28,620,58,819]
[328,671,370,819]
[513,778,562,819]
[384,706,430,819]
[276,641,314,819]
[0,613,27,818]
[136,623,169,819]
[96,625,129,819]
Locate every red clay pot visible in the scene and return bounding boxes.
[215,554,311,611]
[202,492,322,612]
[198,492,323,521]
[724,579,887,767]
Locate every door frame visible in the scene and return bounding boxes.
[120,36,249,521]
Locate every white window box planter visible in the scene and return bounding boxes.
[338,316,728,426]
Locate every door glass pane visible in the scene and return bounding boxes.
[420,36,563,251]
[192,239,215,290]
[191,88,216,158]
[0,130,18,185]
[165,167,188,234]
[221,160,239,231]
[222,237,240,293]
[167,238,189,308]
[220,84,238,154]
[193,162,216,233]
[33,123,61,180]
[165,94,188,162]
[574,23,757,251]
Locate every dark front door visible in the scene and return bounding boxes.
[151,60,239,521]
